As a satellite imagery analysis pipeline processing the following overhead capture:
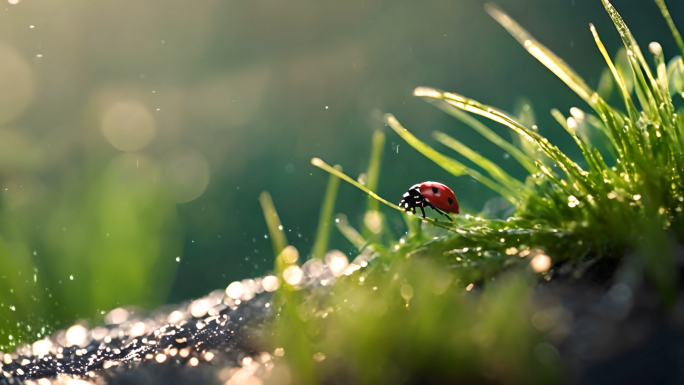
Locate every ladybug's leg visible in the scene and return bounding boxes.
[419,205,426,218]
[427,203,453,222]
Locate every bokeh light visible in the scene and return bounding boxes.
[163,151,210,203]
[279,245,299,264]
[65,325,88,347]
[129,322,147,338]
[239,279,256,301]
[104,308,129,325]
[226,281,244,299]
[101,101,156,152]
[262,275,280,292]
[363,211,383,234]
[531,254,552,273]
[167,311,185,324]
[282,265,303,286]
[190,298,212,318]
[325,250,349,277]
[31,338,53,356]
[301,258,325,279]
[0,43,34,124]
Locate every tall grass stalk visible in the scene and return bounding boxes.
[310,165,342,260]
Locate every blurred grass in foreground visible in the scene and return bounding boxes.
[0,152,182,351]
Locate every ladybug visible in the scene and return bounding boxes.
[399,182,459,221]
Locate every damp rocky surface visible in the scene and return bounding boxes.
[0,288,278,385]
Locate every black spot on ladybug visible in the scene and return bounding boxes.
[432,187,439,194]
[448,197,454,205]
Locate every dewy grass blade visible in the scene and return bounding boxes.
[654,0,684,58]
[433,131,528,195]
[599,0,684,161]
[415,88,538,143]
[650,42,671,98]
[426,98,537,174]
[311,157,457,230]
[600,0,662,118]
[310,165,342,260]
[382,112,467,177]
[666,57,684,97]
[415,87,591,191]
[590,24,639,124]
[384,113,520,204]
[571,106,620,161]
[648,42,682,153]
[485,3,596,108]
[311,157,401,210]
[593,97,637,162]
[551,109,608,176]
[514,98,549,164]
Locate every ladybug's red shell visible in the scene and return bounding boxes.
[419,182,459,214]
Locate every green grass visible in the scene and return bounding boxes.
[263,0,684,383]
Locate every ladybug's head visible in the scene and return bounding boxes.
[419,182,460,214]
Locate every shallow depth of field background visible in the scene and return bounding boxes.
[0,0,681,348]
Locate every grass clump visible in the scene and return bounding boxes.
[261,1,684,383]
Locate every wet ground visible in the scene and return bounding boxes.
[0,290,276,385]
[2,250,684,384]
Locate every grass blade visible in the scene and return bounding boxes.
[383,113,467,177]
[426,98,537,173]
[650,43,670,97]
[514,98,549,164]
[334,214,367,250]
[414,87,591,191]
[310,165,342,260]
[311,157,456,230]
[259,191,288,259]
[365,131,385,212]
[615,48,635,95]
[433,131,528,195]
[667,56,684,96]
[654,0,684,58]
[648,42,682,152]
[485,3,596,107]
[590,24,640,125]
[312,157,402,211]
[384,113,520,204]
[551,109,608,176]
[597,68,614,100]
[600,0,662,118]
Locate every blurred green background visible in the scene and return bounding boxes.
[0,0,681,348]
